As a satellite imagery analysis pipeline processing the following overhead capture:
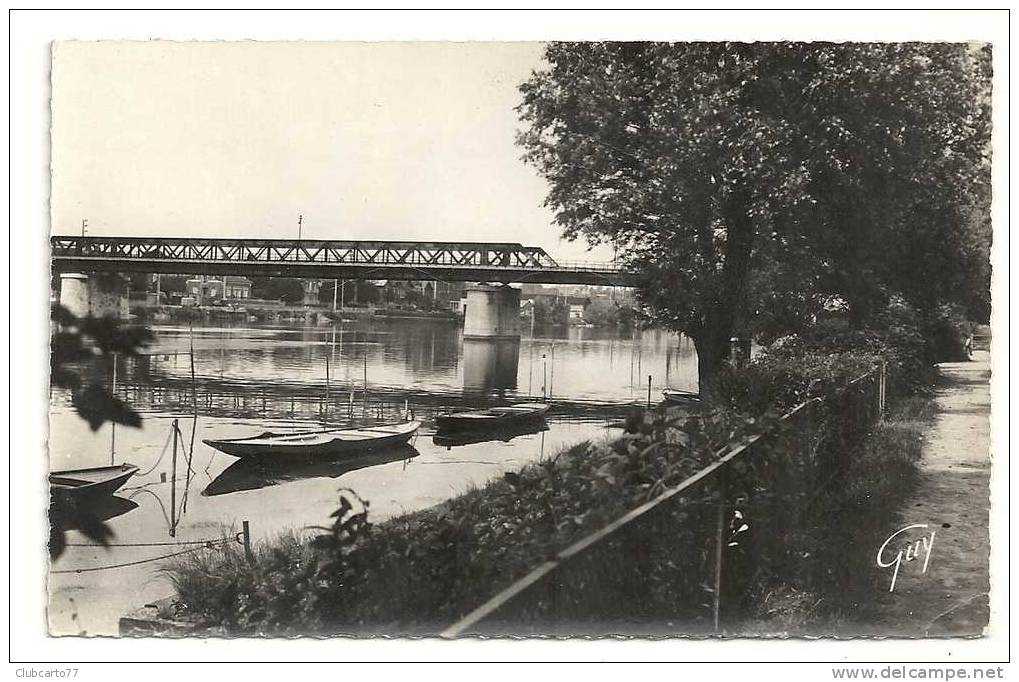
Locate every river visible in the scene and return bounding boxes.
[47,317,698,635]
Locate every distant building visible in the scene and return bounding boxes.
[569,302,587,322]
[224,276,252,300]
[185,275,252,304]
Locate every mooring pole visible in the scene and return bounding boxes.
[542,354,548,401]
[324,353,330,424]
[878,361,887,423]
[647,374,652,409]
[170,419,178,538]
[549,344,555,400]
[242,520,253,564]
[110,353,118,464]
[712,467,728,632]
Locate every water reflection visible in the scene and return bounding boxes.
[462,338,520,393]
[50,495,139,534]
[432,418,549,448]
[203,444,420,496]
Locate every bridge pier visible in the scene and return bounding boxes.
[58,272,128,319]
[463,285,520,339]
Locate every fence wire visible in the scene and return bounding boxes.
[443,365,884,637]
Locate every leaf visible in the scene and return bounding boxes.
[71,383,143,431]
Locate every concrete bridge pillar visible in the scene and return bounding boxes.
[58,272,128,319]
[59,273,90,318]
[463,285,521,339]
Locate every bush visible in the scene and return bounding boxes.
[921,303,971,363]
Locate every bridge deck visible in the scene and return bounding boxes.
[51,236,634,286]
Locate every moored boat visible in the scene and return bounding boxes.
[434,402,550,433]
[662,389,701,406]
[50,463,140,504]
[202,420,421,459]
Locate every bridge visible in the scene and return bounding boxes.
[51,236,636,339]
[50,236,633,287]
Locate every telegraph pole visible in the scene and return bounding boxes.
[297,214,303,240]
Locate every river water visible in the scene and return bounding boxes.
[47,318,698,635]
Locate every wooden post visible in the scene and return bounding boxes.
[242,520,253,564]
[189,328,197,414]
[549,345,555,400]
[324,353,330,424]
[878,361,887,423]
[542,354,547,401]
[647,374,652,409]
[110,353,118,464]
[712,466,728,632]
[170,419,178,538]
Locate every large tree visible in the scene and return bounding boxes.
[518,42,990,389]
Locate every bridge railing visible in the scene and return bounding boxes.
[51,236,575,270]
[441,365,885,637]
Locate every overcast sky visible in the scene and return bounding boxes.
[51,41,612,262]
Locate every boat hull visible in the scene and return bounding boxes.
[203,422,420,459]
[434,403,550,434]
[50,464,140,504]
[662,390,701,406]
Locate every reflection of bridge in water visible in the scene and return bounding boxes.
[112,375,640,423]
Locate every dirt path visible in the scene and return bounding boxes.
[861,351,991,637]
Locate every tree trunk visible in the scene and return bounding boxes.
[693,333,729,395]
[695,189,756,396]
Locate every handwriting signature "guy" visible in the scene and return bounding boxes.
[876,523,936,592]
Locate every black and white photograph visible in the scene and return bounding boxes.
[7,7,1009,673]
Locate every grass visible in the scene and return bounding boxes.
[164,428,738,635]
[740,393,936,634]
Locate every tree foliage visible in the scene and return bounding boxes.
[50,304,153,558]
[50,304,153,430]
[518,42,991,387]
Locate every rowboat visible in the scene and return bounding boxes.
[49,463,140,504]
[662,389,701,406]
[434,402,550,433]
[202,420,421,459]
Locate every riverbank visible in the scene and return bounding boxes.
[50,320,689,635]
[159,346,903,636]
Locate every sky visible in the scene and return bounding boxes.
[50,41,613,262]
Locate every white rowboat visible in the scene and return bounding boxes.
[203,420,421,459]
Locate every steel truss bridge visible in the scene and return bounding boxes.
[50,236,634,286]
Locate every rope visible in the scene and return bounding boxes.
[64,534,242,548]
[131,425,174,478]
[51,538,235,574]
